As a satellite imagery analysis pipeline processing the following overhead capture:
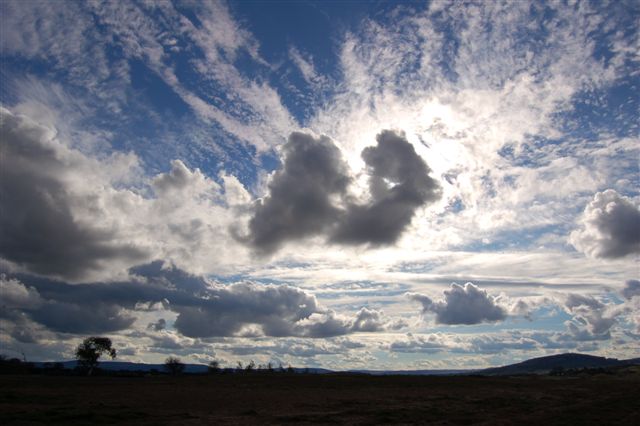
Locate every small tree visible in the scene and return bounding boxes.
[245,360,255,372]
[164,356,185,375]
[207,360,220,374]
[75,337,116,375]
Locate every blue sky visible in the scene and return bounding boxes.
[0,0,638,369]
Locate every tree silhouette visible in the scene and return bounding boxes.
[208,360,220,374]
[75,337,116,375]
[164,356,185,375]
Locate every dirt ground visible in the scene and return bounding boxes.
[1,373,639,425]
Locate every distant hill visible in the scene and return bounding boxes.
[347,369,472,376]
[478,353,640,376]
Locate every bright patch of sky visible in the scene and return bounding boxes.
[0,0,638,369]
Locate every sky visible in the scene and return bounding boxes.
[0,0,638,370]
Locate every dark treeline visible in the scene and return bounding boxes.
[0,355,303,377]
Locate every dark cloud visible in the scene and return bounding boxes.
[31,301,135,334]
[242,130,441,254]
[1,274,136,334]
[147,318,167,331]
[331,130,441,245]
[408,283,506,325]
[240,131,351,254]
[2,262,397,341]
[172,282,320,338]
[0,108,148,281]
[621,280,640,300]
[570,189,640,259]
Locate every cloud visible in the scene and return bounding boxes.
[294,307,404,338]
[621,280,640,300]
[0,107,259,281]
[241,131,351,254]
[152,160,211,195]
[243,130,441,253]
[289,46,326,90]
[0,108,149,280]
[331,130,442,245]
[0,275,43,309]
[31,301,135,334]
[218,337,365,359]
[563,293,616,339]
[387,333,451,354]
[350,307,392,332]
[0,275,135,335]
[147,318,167,332]
[172,282,320,338]
[408,283,506,325]
[1,262,400,341]
[570,189,640,259]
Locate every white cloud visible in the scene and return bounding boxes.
[408,283,507,325]
[1,1,638,367]
[289,46,327,90]
[570,189,640,259]
[0,275,43,309]
[0,107,257,280]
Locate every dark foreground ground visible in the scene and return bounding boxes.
[1,372,639,425]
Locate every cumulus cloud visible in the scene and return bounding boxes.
[152,160,214,196]
[293,307,404,338]
[408,283,506,325]
[172,281,321,338]
[0,107,256,281]
[241,131,351,254]
[331,130,441,245]
[1,262,399,341]
[570,189,640,259]
[0,108,149,280]
[0,275,135,334]
[147,318,167,332]
[243,130,440,253]
[563,293,616,339]
[0,275,43,309]
[351,307,393,332]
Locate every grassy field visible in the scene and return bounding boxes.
[1,372,639,425]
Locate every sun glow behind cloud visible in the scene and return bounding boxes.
[0,0,638,368]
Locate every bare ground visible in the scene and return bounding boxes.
[1,373,639,425]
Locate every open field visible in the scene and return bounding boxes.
[1,373,639,425]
